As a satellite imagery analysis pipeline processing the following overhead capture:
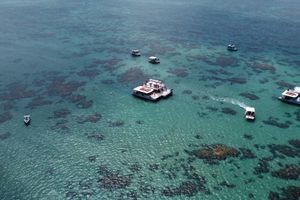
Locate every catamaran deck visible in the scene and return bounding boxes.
[134,86,153,93]
[282,90,299,98]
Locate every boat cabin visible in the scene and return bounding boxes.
[244,107,255,121]
[131,49,141,56]
[227,44,238,51]
[148,56,160,64]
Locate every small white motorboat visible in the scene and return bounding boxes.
[24,115,31,126]
[131,49,141,56]
[227,44,238,51]
[244,107,255,121]
[148,56,160,64]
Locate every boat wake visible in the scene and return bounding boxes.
[210,96,248,110]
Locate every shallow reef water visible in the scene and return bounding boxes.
[0,0,300,199]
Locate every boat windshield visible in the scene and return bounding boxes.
[246,112,254,116]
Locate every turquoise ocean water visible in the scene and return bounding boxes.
[1,0,300,199]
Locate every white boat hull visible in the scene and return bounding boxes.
[132,89,172,102]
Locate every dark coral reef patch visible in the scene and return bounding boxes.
[86,133,104,141]
[0,101,15,111]
[221,107,237,115]
[108,120,125,127]
[182,90,192,95]
[0,112,13,124]
[88,155,97,162]
[190,144,240,161]
[102,58,122,72]
[97,165,132,189]
[206,69,233,76]
[239,148,256,159]
[39,72,93,108]
[77,113,101,124]
[243,134,254,140]
[51,120,69,132]
[47,79,85,97]
[268,144,299,158]
[215,56,239,67]
[135,120,144,125]
[239,92,259,100]
[0,82,36,101]
[168,68,188,77]
[268,186,300,200]
[161,169,209,197]
[288,139,300,149]
[192,95,200,100]
[65,179,94,199]
[26,96,52,109]
[254,158,270,175]
[53,108,71,118]
[227,77,247,84]
[87,58,121,72]
[276,80,294,89]
[0,132,11,140]
[118,67,149,84]
[248,62,276,74]
[77,69,100,79]
[218,181,236,188]
[148,44,176,55]
[262,117,291,129]
[161,180,208,197]
[203,56,239,68]
[67,94,93,109]
[128,163,141,173]
[101,79,115,85]
[271,164,299,180]
[204,76,247,85]
[294,110,300,122]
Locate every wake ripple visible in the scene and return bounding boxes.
[210,96,248,110]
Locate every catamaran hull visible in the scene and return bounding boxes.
[279,97,300,106]
[132,90,172,102]
[132,92,158,101]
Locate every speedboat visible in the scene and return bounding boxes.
[148,56,160,64]
[279,87,300,106]
[24,115,31,126]
[132,79,172,101]
[131,49,141,56]
[227,44,238,51]
[244,107,255,121]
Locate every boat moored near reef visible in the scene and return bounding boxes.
[132,79,172,101]
[24,115,31,126]
[148,56,160,64]
[131,49,141,56]
[227,44,238,51]
[279,87,300,106]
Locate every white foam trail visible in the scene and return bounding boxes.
[210,96,248,110]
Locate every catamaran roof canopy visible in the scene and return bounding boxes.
[282,90,298,98]
[133,86,153,94]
